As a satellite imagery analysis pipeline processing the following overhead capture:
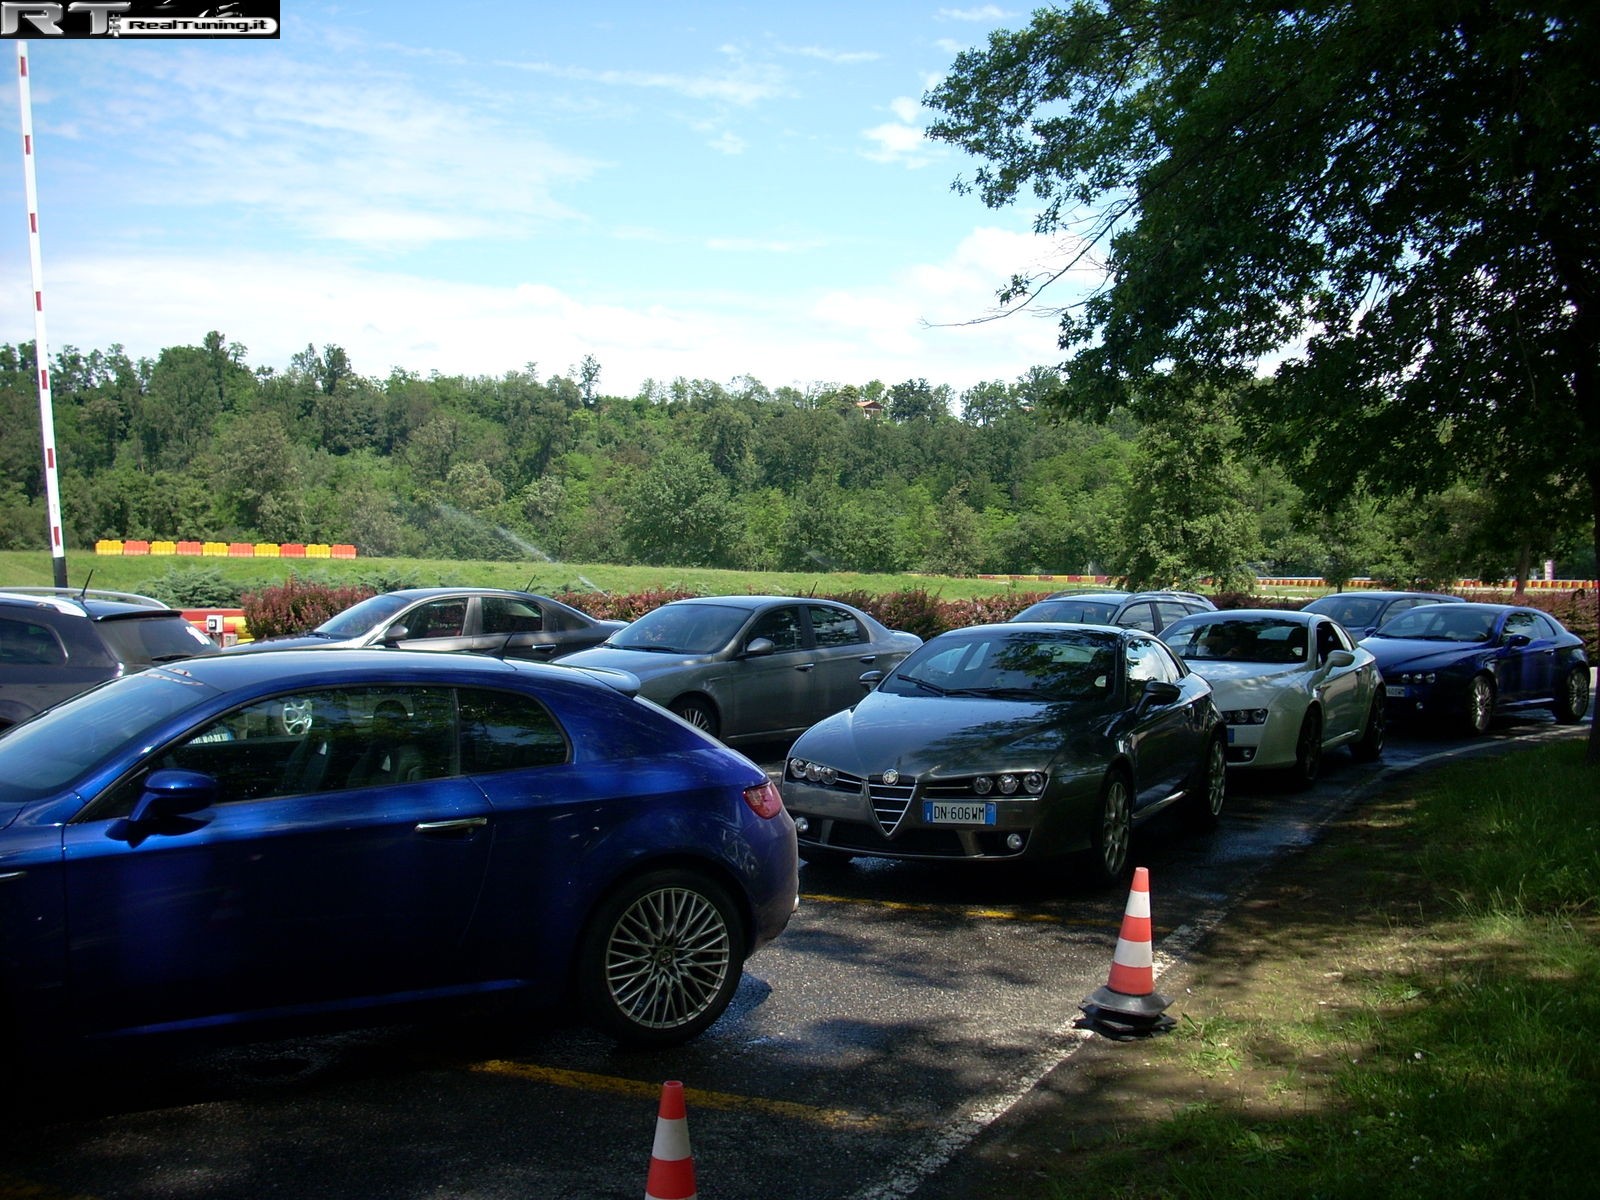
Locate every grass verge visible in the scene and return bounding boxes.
[1027,738,1600,1199]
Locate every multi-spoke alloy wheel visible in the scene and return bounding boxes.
[579,870,741,1047]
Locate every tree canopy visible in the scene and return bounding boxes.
[925,0,1599,754]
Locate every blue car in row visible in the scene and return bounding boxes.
[1360,602,1590,735]
[0,649,797,1054]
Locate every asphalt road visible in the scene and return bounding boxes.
[0,701,1590,1200]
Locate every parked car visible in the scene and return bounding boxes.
[1360,602,1591,735]
[779,622,1225,885]
[1010,589,1215,634]
[0,648,797,1052]
[0,587,219,732]
[557,595,922,746]
[225,587,625,661]
[1301,590,1464,638]
[1160,609,1385,788]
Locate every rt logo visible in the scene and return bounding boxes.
[2,3,132,35]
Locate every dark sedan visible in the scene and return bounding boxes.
[1301,589,1463,638]
[0,649,796,1053]
[1360,602,1590,735]
[558,595,922,746]
[226,587,625,661]
[780,623,1226,886]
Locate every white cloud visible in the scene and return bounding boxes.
[937,5,1010,21]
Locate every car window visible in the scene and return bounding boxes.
[609,602,749,654]
[0,614,67,666]
[1528,612,1561,639]
[481,596,545,635]
[1118,602,1159,632]
[95,614,215,666]
[807,604,865,648]
[1154,601,1194,630]
[400,599,468,640]
[1126,637,1178,684]
[1502,611,1538,641]
[749,606,805,652]
[1167,617,1308,664]
[1314,619,1348,663]
[459,687,569,773]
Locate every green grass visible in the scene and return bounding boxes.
[1048,741,1600,1199]
[0,549,1086,605]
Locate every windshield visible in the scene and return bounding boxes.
[883,628,1118,702]
[607,602,752,655]
[1165,617,1309,664]
[1014,598,1120,624]
[0,670,214,802]
[1373,607,1497,642]
[315,592,411,638]
[1306,596,1385,629]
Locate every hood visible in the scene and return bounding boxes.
[1184,660,1307,704]
[1361,636,1483,673]
[790,690,1110,776]
[221,633,349,654]
[555,644,718,679]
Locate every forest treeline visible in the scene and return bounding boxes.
[1,334,1590,588]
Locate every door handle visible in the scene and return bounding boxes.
[415,817,488,837]
[795,663,816,672]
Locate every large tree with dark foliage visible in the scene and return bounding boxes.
[925,0,1600,758]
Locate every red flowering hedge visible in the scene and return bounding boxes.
[241,577,378,641]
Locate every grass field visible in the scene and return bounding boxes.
[0,549,1189,606]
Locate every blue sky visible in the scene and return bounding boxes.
[3,2,1097,398]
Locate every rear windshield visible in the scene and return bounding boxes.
[96,613,218,667]
[1015,599,1120,625]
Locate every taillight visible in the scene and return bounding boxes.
[742,779,784,819]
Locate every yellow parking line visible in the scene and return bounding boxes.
[801,891,1103,925]
[469,1061,898,1130]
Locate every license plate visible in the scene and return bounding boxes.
[924,801,996,825]
[1385,685,1407,697]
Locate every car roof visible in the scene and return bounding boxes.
[0,588,177,619]
[1171,608,1316,624]
[152,646,596,690]
[1305,590,1462,603]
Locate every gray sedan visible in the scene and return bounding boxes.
[557,595,922,746]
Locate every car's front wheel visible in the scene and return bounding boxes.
[1464,674,1495,736]
[670,695,720,738]
[1288,709,1323,790]
[1183,734,1227,830]
[576,869,743,1048]
[1089,770,1133,887]
[1351,693,1385,762]
[1551,666,1591,724]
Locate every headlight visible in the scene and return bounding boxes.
[1223,708,1269,725]
[788,758,836,785]
[973,772,1047,796]
[1400,672,1437,685]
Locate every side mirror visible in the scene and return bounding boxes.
[1325,649,1355,669]
[1504,633,1531,648]
[858,669,884,691]
[381,624,410,646]
[128,769,218,825]
[1138,679,1182,711]
[743,637,776,659]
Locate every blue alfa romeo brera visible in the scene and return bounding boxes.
[0,649,797,1054]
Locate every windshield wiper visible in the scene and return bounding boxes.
[899,674,949,696]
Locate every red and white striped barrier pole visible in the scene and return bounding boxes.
[15,41,68,588]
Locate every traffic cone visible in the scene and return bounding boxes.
[645,1080,697,1200]
[1080,867,1175,1037]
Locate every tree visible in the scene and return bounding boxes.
[926,1,1600,758]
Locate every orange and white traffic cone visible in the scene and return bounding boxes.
[1080,867,1174,1036]
[645,1080,697,1200]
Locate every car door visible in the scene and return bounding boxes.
[60,684,493,1036]
[1123,637,1202,805]
[476,594,565,660]
[1498,609,1558,702]
[385,596,474,652]
[805,603,885,717]
[1311,618,1365,740]
[718,604,816,736]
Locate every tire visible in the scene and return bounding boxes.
[1288,709,1323,790]
[1183,734,1227,830]
[1089,770,1133,887]
[670,696,720,738]
[1551,666,1591,724]
[1464,674,1495,736]
[576,869,743,1049]
[1350,693,1385,762]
